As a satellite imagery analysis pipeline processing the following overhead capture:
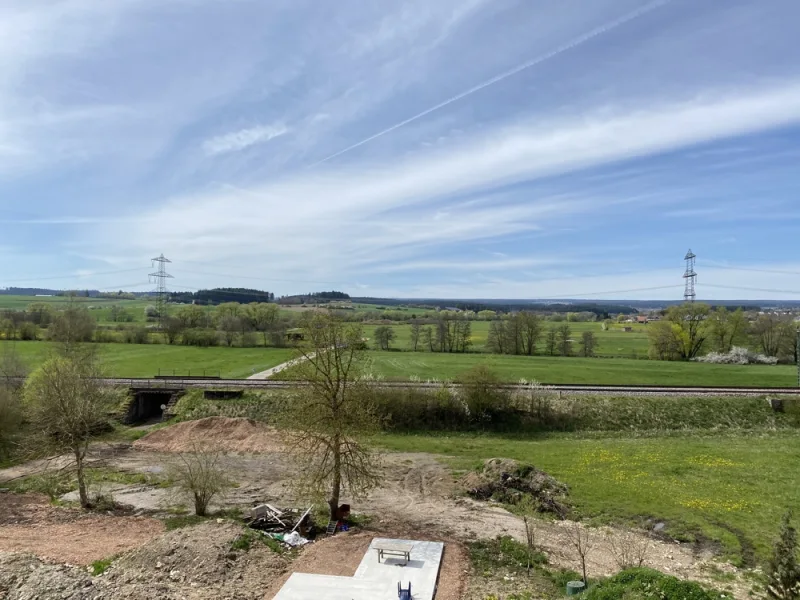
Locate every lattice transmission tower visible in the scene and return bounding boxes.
[149,254,173,329]
[683,249,697,303]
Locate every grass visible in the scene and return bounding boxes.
[0,340,294,378]
[360,351,796,387]
[377,431,800,565]
[90,557,115,576]
[163,515,208,530]
[362,320,650,358]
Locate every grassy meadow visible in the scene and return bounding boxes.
[0,341,293,378]
[359,351,795,387]
[378,431,800,565]
[362,320,650,358]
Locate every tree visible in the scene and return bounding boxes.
[752,314,796,360]
[578,331,597,357]
[109,305,133,323]
[144,304,159,320]
[519,312,543,356]
[373,325,395,351]
[162,316,185,345]
[421,326,434,352]
[767,511,800,600]
[218,316,240,347]
[281,312,382,521]
[544,327,558,356]
[27,303,53,326]
[244,303,280,347]
[486,320,507,354]
[666,302,710,359]
[176,304,210,329]
[409,322,422,351]
[168,445,233,516]
[48,304,96,347]
[216,302,241,320]
[556,323,572,357]
[648,321,682,360]
[568,523,594,585]
[708,307,748,354]
[23,356,118,508]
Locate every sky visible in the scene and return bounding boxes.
[2,0,800,300]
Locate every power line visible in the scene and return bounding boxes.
[702,283,800,295]
[698,264,800,276]
[178,269,346,286]
[536,284,684,300]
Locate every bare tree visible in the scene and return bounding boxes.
[281,312,383,521]
[421,325,435,352]
[606,527,651,570]
[168,445,233,516]
[0,385,22,460]
[23,355,119,508]
[218,316,240,347]
[48,301,96,348]
[568,522,594,584]
[519,312,543,355]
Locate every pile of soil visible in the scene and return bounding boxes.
[0,522,290,600]
[461,458,570,517]
[133,417,283,454]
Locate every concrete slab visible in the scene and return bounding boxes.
[272,537,444,600]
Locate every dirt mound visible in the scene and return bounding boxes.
[461,458,570,517]
[0,522,290,600]
[133,417,284,454]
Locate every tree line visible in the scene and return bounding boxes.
[648,303,798,362]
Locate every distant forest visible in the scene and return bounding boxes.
[169,288,274,305]
[351,297,639,316]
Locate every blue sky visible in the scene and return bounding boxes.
[2,0,800,300]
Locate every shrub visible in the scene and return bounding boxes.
[181,328,219,347]
[694,347,779,365]
[18,322,38,340]
[122,326,149,344]
[584,567,726,599]
[167,445,233,516]
[767,511,800,600]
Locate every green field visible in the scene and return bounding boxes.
[363,320,650,358]
[0,341,293,378]
[360,351,795,387]
[379,431,800,564]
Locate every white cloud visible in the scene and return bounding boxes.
[202,123,289,156]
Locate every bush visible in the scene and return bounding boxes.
[122,326,149,344]
[18,322,38,340]
[584,568,727,599]
[167,445,233,516]
[767,511,800,600]
[458,366,515,426]
[694,347,779,365]
[181,328,219,347]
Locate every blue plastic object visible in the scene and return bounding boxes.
[398,581,411,600]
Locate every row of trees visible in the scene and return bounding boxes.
[648,304,798,362]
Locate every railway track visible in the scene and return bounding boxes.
[96,377,799,396]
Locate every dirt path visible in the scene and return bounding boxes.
[247,354,313,379]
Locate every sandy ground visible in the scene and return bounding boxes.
[0,493,164,565]
[0,420,752,598]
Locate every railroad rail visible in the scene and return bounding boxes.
[83,378,800,395]
[4,376,797,395]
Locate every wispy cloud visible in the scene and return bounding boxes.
[202,123,289,156]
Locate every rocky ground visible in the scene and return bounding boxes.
[0,417,753,599]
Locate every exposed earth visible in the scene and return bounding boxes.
[0,417,751,599]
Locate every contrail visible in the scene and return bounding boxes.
[309,0,672,168]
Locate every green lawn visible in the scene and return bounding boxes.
[0,341,293,378]
[378,431,800,564]
[360,351,795,387]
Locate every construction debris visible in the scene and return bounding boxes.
[248,504,316,539]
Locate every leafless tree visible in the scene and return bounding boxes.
[281,312,383,521]
[568,522,594,584]
[168,444,233,516]
[556,324,572,357]
[578,331,598,357]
